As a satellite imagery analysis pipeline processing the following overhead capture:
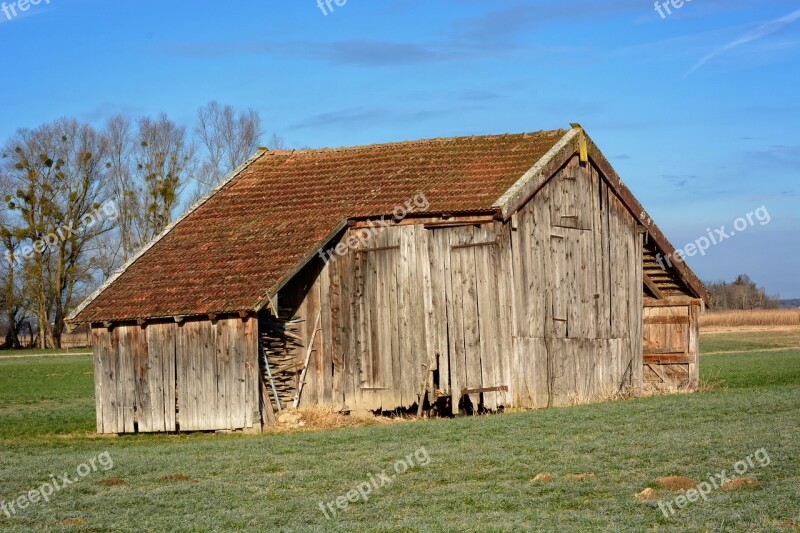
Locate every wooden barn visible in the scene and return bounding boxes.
[68,125,709,434]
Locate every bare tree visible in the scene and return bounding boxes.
[104,115,139,263]
[194,102,263,195]
[266,132,286,151]
[134,113,194,242]
[706,274,781,310]
[1,119,116,348]
[0,192,31,349]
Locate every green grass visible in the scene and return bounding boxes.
[700,329,800,354]
[0,348,91,358]
[0,333,799,531]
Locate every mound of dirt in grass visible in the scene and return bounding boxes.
[722,477,760,491]
[656,476,698,491]
[60,517,87,526]
[564,473,596,481]
[530,472,553,483]
[98,477,126,487]
[635,488,662,501]
[158,474,194,483]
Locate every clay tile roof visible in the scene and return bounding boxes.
[71,129,568,323]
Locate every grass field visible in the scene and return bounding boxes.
[1,330,799,531]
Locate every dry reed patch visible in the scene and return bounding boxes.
[722,477,760,491]
[563,473,596,481]
[98,477,126,487]
[656,476,698,491]
[635,488,661,501]
[157,474,194,483]
[701,309,800,328]
[530,472,553,483]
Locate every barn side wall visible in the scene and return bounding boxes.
[92,316,259,434]
[267,153,647,413]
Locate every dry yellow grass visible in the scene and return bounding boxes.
[265,406,408,433]
[656,476,697,491]
[700,309,800,328]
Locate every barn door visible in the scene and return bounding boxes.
[432,223,512,413]
[355,228,401,410]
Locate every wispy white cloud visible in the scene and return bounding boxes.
[685,8,800,77]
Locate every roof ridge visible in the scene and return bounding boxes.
[284,129,568,157]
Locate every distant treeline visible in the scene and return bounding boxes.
[782,299,800,309]
[705,275,781,310]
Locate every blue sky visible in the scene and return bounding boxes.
[1,0,798,296]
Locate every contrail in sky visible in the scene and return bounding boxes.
[685,8,800,77]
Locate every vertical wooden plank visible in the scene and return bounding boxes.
[244,316,260,429]
[385,228,402,410]
[328,248,345,410]
[164,323,177,432]
[446,229,465,413]
[92,328,108,433]
[474,224,497,410]
[420,225,438,403]
[214,318,229,429]
[428,228,451,398]
[320,260,334,406]
[462,229,482,409]
[496,222,515,407]
[234,317,248,429]
[119,326,136,433]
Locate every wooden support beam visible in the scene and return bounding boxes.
[645,363,668,383]
[260,375,276,429]
[293,312,322,409]
[451,239,498,251]
[644,297,703,307]
[423,216,496,229]
[644,354,694,365]
[357,245,400,254]
[461,385,509,395]
[644,316,690,325]
[643,273,666,300]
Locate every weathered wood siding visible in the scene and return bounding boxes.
[510,155,643,407]
[642,299,701,390]
[273,154,646,413]
[92,316,259,434]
